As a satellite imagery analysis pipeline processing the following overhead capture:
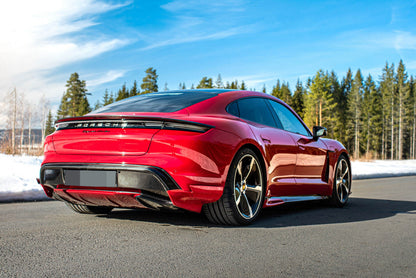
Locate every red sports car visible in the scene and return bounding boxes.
[39,89,351,225]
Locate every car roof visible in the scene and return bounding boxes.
[163,89,237,94]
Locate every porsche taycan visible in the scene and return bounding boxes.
[39,89,351,225]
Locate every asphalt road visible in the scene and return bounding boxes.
[0,176,415,278]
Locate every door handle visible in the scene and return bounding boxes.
[261,136,271,143]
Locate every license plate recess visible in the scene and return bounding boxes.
[64,170,117,187]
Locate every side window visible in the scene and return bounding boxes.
[226,101,239,117]
[267,100,310,136]
[237,98,276,127]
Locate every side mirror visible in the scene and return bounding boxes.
[313,126,327,140]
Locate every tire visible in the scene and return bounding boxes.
[203,148,265,225]
[330,154,351,207]
[66,202,113,214]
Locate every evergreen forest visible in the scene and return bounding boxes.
[55,60,416,161]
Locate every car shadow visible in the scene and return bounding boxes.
[97,197,416,228]
[252,197,416,228]
[98,208,210,227]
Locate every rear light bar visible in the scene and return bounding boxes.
[56,120,212,133]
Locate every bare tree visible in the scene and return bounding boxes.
[38,95,50,145]
[27,104,33,153]
[19,94,25,154]
[7,88,18,154]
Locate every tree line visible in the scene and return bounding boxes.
[52,60,416,160]
[1,88,50,154]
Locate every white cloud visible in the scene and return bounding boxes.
[394,31,416,51]
[88,70,127,87]
[138,1,252,51]
[222,74,276,90]
[140,25,251,51]
[161,0,248,13]
[336,29,416,51]
[0,0,130,128]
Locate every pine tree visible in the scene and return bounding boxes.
[129,80,139,97]
[215,74,223,88]
[292,80,305,119]
[396,60,409,159]
[94,100,102,110]
[271,80,292,105]
[380,62,396,159]
[272,80,282,98]
[240,80,246,90]
[281,82,292,106]
[404,73,415,159]
[178,82,186,89]
[108,92,114,104]
[262,84,266,93]
[102,89,110,106]
[116,83,129,101]
[57,72,90,119]
[164,82,169,91]
[368,76,383,157]
[141,67,158,94]
[339,69,353,150]
[327,71,343,143]
[45,110,55,136]
[362,75,382,158]
[304,70,336,137]
[410,77,416,159]
[197,77,213,88]
[347,69,363,159]
[232,80,238,89]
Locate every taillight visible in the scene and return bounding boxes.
[162,122,212,133]
[55,119,213,133]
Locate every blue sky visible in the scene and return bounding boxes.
[1,0,416,114]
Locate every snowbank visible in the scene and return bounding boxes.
[351,159,416,179]
[0,154,46,202]
[0,154,415,203]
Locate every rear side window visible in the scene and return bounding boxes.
[236,98,276,127]
[226,101,240,117]
[91,91,219,114]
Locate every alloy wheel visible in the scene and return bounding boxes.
[335,158,350,203]
[233,154,263,219]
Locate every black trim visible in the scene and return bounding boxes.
[264,99,284,129]
[55,118,213,133]
[135,193,178,211]
[324,152,330,182]
[40,163,180,195]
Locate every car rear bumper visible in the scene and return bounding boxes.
[39,163,224,213]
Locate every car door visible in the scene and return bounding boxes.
[234,97,298,197]
[266,99,328,195]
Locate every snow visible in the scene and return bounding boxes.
[351,159,416,180]
[0,154,415,203]
[0,154,46,202]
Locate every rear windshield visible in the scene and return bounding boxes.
[91,91,220,114]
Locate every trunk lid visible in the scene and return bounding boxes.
[51,115,212,156]
[52,116,164,156]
